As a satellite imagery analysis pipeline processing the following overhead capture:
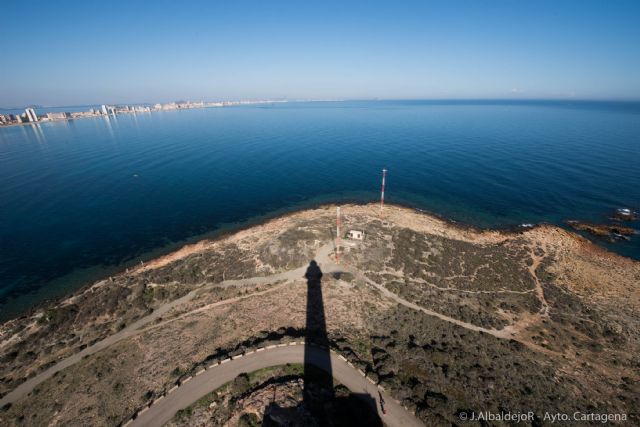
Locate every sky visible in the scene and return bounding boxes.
[1,0,639,107]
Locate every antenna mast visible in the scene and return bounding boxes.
[336,206,341,264]
[380,168,387,213]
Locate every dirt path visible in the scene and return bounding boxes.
[1,241,557,407]
[138,281,292,334]
[0,244,340,408]
[342,264,518,339]
[528,246,550,317]
[410,277,537,295]
[325,248,562,356]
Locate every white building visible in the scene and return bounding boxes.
[25,108,38,122]
[347,230,365,240]
[47,112,70,120]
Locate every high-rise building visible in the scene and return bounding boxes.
[25,108,38,122]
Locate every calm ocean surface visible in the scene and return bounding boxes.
[1,100,639,320]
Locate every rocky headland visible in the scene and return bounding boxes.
[0,204,638,426]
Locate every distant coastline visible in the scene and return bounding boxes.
[3,99,640,129]
[0,99,288,128]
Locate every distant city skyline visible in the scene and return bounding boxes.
[1,0,639,106]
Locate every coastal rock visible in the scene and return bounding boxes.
[611,208,638,222]
[565,220,635,242]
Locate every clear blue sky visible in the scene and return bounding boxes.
[1,0,639,106]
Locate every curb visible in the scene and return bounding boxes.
[127,341,412,425]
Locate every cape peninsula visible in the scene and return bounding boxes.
[1,204,638,426]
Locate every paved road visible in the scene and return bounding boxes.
[129,344,423,427]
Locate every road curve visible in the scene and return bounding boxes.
[129,344,423,427]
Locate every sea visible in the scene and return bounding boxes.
[1,100,639,320]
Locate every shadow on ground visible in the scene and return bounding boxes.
[262,260,382,426]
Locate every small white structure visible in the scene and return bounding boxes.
[348,230,364,240]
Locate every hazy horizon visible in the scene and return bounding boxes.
[1,0,639,106]
[3,98,640,111]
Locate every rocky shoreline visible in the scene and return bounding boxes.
[566,208,638,243]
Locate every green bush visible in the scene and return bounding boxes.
[232,373,250,395]
[238,412,260,427]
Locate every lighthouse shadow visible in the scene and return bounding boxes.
[262,260,381,426]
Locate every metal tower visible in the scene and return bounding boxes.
[380,168,387,213]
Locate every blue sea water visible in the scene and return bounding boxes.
[0,100,639,320]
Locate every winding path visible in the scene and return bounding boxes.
[1,240,552,409]
[127,344,422,427]
[0,246,337,408]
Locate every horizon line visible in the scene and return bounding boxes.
[2,97,640,110]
